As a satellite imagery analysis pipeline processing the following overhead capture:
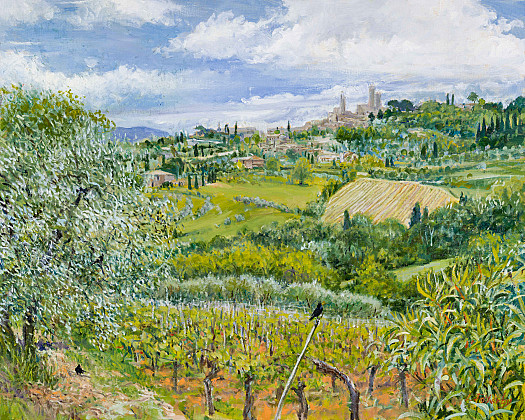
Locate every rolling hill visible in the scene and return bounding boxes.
[112,126,170,142]
[323,178,458,227]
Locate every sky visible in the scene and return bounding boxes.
[0,0,524,133]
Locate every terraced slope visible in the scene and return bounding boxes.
[323,178,458,227]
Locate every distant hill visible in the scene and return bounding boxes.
[322,178,458,227]
[112,126,170,142]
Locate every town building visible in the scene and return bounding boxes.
[356,85,384,115]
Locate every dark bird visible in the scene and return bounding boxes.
[75,364,85,375]
[309,302,324,321]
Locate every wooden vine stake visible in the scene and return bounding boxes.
[274,318,320,420]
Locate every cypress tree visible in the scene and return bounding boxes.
[385,157,390,167]
[481,118,487,137]
[202,173,205,186]
[432,142,438,158]
[451,94,455,106]
[505,112,510,130]
[343,210,351,231]
[422,206,429,222]
[495,115,501,131]
[187,174,192,190]
[194,174,199,189]
[489,117,495,135]
[446,93,450,106]
[409,202,421,228]
[476,124,481,140]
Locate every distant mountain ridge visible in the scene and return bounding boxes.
[112,126,170,142]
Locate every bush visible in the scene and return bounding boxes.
[166,274,383,318]
[171,242,339,287]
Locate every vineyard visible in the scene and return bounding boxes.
[78,302,414,420]
[322,178,458,226]
[68,259,525,420]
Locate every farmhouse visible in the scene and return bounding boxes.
[318,152,342,163]
[145,170,176,187]
[233,156,265,169]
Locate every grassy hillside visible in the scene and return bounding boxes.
[323,178,458,226]
[154,176,323,242]
[391,257,455,282]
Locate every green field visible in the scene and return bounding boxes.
[392,258,455,282]
[200,177,323,209]
[156,176,322,242]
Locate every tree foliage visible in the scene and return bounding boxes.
[0,87,172,356]
[291,158,312,185]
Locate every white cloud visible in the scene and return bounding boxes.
[161,11,272,59]
[68,0,182,27]
[0,50,220,109]
[0,0,56,25]
[162,0,525,83]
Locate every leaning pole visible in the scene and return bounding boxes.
[274,317,320,420]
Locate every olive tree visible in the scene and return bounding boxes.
[0,87,174,363]
[291,157,313,185]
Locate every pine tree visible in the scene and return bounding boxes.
[409,202,421,228]
[187,174,192,190]
[343,210,351,231]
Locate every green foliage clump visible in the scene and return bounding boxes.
[384,258,525,418]
[171,242,339,288]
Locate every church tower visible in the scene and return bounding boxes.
[340,92,346,114]
[368,85,376,108]
[374,92,382,109]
